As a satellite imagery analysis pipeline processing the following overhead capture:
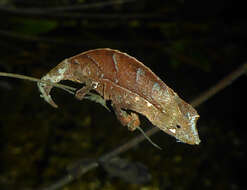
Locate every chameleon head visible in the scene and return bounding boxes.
[156,93,200,145]
[166,96,200,145]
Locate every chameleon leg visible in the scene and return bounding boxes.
[84,93,110,111]
[112,104,140,131]
[75,85,92,100]
[112,104,161,149]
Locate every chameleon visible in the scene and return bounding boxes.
[38,48,200,145]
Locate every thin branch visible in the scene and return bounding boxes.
[0,0,170,21]
[0,0,136,14]
[40,63,247,190]
[0,72,76,94]
[0,11,165,21]
[0,30,168,48]
[190,63,247,107]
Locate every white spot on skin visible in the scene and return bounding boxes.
[41,61,68,84]
[74,59,80,64]
[58,67,67,75]
[42,64,68,84]
[135,96,140,101]
[147,102,152,107]
[92,81,99,89]
[43,74,61,83]
[152,82,160,93]
[169,128,176,133]
[112,53,119,72]
[151,82,163,99]
[136,68,145,82]
[87,55,100,67]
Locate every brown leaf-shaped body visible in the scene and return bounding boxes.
[38,48,200,145]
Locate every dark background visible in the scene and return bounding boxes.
[0,0,246,189]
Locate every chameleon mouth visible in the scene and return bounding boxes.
[189,115,200,144]
[166,122,200,145]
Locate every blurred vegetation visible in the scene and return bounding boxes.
[0,0,246,190]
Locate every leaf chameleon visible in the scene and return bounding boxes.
[38,48,200,146]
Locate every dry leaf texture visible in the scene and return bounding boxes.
[38,48,200,145]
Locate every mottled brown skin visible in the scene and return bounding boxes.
[38,48,200,145]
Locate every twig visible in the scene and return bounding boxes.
[0,0,136,14]
[0,0,169,21]
[0,72,76,94]
[0,11,165,21]
[40,63,247,190]
[39,161,99,190]
[0,30,168,48]
[39,128,158,190]
[190,63,247,107]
